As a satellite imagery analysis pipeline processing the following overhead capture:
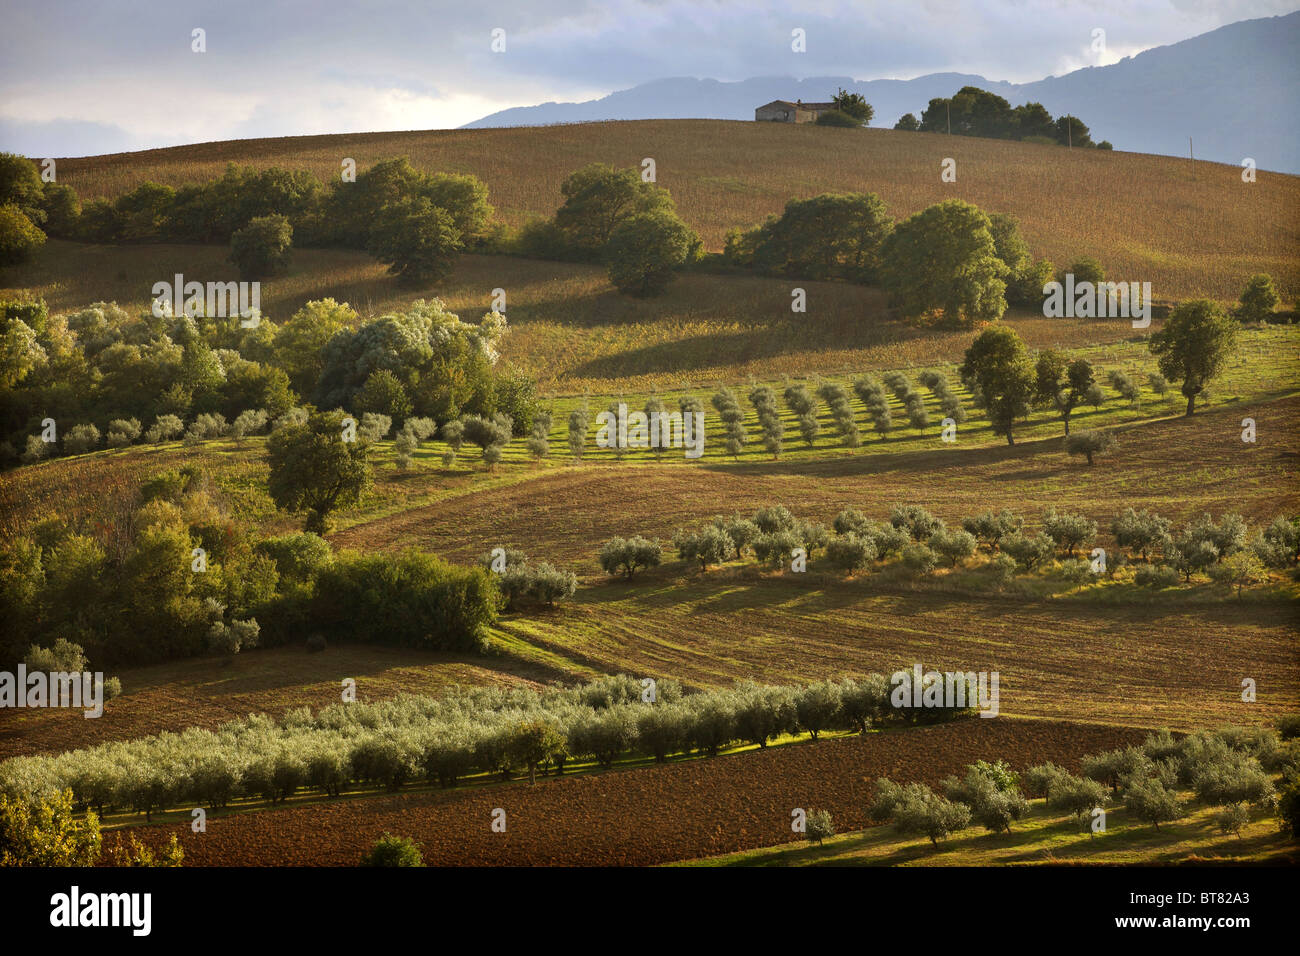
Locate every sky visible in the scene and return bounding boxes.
[2,0,1297,156]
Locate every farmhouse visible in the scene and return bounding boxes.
[754,99,836,123]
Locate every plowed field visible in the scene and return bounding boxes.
[111,718,1144,866]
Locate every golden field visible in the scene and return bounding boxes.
[39,119,1300,304]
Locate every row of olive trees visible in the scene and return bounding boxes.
[0,673,973,818]
[865,721,1298,850]
[601,502,1297,595]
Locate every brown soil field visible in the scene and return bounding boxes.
[0,646,549,761]
[110,717,1145,866]
[45,120,1300,303]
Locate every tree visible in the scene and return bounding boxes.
[604,209,697,297]
[960,325,1034,444]
[1209,550,1268,597]
[554,163,675,256]
[894,113,920,131]
[1066,429,1114,465]
[880,200,1007,324]
[508,720,566,785]
[0,789,101,866]
[1148,300,1238,416]
[750,192,893,282]
[928,527,976,567]
[354,369,413,422]
[0,204,45,266]
[0,154,46,225]
[1237,274,1279,323]
[267,410,373,533]
[229,214,293,279]
[598,536,662,579]
[832,88,874,125]
[1125,777,1182,830]
[1042,508,1097,557]
[368,196,463,285]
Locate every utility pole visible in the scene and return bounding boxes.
[1067,116,1072,148]
[946,100,950,135]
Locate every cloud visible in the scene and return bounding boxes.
[0,0,1295,153]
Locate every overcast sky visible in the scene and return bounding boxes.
[2,0,1296,156]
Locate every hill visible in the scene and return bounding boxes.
[464,13,1300,174]
[28,120,1300,309]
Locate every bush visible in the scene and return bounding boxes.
[928,528,976,567]
[1214,803,1250,837]
[105,418,142,447]
[231,408,269,439]
[0,789,101,866]
[63,424,101,455]
[825,533,876,572]
[305,634,327,653]
[144,414,185,444]
[362,834,425,867]
[229,214,293,279]
[1277,772,1300,840]
[890,505,943,541]
[805,808,836,844]
[1135,564,1180,589]
[1237,274,1279,324]
[900,542,937,576]
[311,550,499,652]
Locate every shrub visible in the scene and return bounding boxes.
[1237,274,1279,323]
[794,681,842,740]
[1023,762,1071,799]
[1214,803,1251,837]
[1046,774,1110,828]
[362,834,424,867]
[1277,772,1300,840]
[0,789,100,866]
[805,808,835,844]
[825,533,876,572]
[63,424,101,455]
[1135,564,1180,589]
[305,634,327,653]
[928,528,976,567]
[900,542,937,575]
[311,550,499,652]
[231,408,269,439]
[889,505,943,541]
[105,418,142,447]
[962,509,1023,550]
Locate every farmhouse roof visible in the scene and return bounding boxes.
[758,99,837,110]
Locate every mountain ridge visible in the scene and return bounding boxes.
[462,13,1300,172]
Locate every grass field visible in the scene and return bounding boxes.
[681,791,1296,866]
[0,240,1241,394]
[37,120,1300,304]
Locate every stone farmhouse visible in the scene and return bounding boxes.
[754,99,837,123]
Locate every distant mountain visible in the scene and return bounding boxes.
[464,13,1300,173]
